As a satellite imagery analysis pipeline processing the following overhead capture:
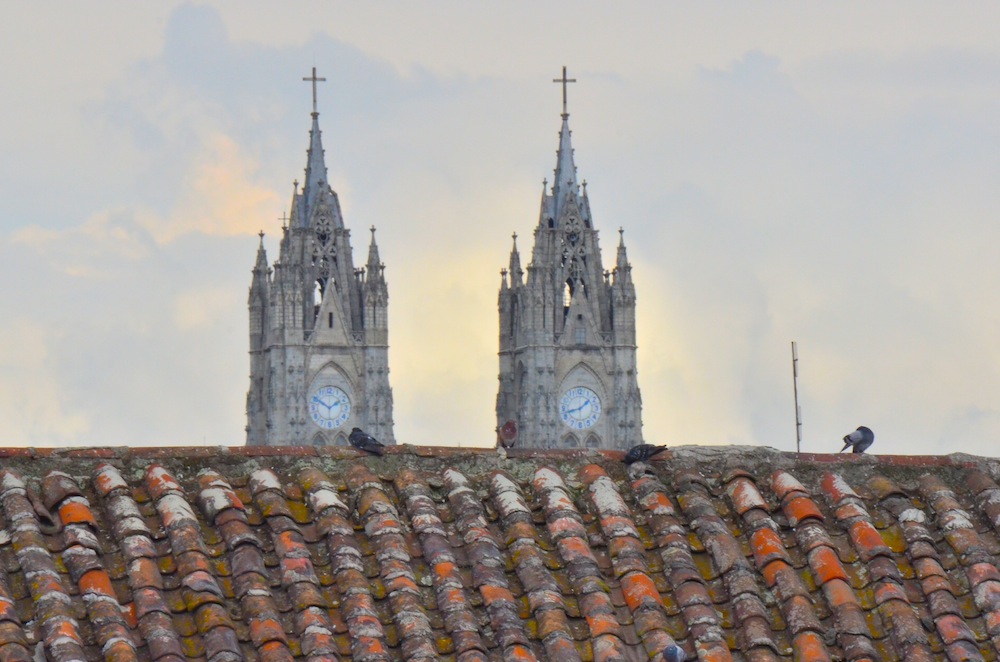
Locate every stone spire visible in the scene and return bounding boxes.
[365,226,384,282]
[300,112,328,224]
[615,227,632,284]
[550,114,579,221]
[508,233,523,286]
[299,66,328,225]
[549,65,580,222]
[253,231,269,274]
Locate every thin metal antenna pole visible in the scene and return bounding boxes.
[792,341,802,452]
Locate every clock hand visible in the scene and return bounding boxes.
[312,396,335,412]
[566,399,591,415]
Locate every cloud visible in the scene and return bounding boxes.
[10,209,155,278]
[147,133,281,242]
[0,318,90,445]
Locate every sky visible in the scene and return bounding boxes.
[3,3,1000,455]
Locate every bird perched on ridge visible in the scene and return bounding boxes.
[624,444,668,464]
[840,426,874,454]
[349,427,385,456]
[661,643,686,662]
[496,420,518,450]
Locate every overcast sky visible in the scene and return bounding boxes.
[3,3,1000,455]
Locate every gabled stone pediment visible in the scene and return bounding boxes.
[310,280,353,346]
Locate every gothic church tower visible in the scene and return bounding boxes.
[247,69,394,446]
[497,69,642,450]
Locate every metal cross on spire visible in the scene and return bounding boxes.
[302,66,327,115]
[552,65,577,117]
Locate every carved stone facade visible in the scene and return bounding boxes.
[496,106,642,450]
[246,101,394,446]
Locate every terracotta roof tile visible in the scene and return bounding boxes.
[533,467,630,661]
[396,468,486,660]
[3,446,1000,659]
[346,464,437,661]
[631,465,731,662]
[580,464,679,660]
[0,469,88,661]
[444,468,536,659]
[674,467,780,660]
[725,474,832,661]
[822,471,936,661]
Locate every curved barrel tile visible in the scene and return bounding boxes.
[821,472,933,661]
[725,472,832,662]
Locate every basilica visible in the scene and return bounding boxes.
[246,68,642,449]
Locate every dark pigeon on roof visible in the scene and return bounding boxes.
[349,426,385,455]
[497,419,518,449]
[661,643,687,662]
[840,425,874,454]
[624,443,668,464]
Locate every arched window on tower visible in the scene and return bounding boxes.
[585,434,600,449]
[334,433,349,447]
[563,280,572,310]
[312,433,327,447]
[562,433,579,449]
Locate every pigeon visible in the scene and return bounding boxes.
[624,444,668,464]
[497,420,518,450]
[840,426,874,454]
[661,644,686,662]
[349,427,385,456]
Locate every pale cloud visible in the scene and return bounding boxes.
[10,210,154,278]
[174,286,240,331]
[146,133,281,242]
[0,319,90,445]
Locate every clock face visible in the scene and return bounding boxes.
[309,385,351,430]
[560,386,601,430]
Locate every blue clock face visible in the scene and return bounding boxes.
[560,386,601,430]
[309,385,351,430]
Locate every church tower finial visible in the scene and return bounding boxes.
[302,66,326,117]
[552,65,576,119]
